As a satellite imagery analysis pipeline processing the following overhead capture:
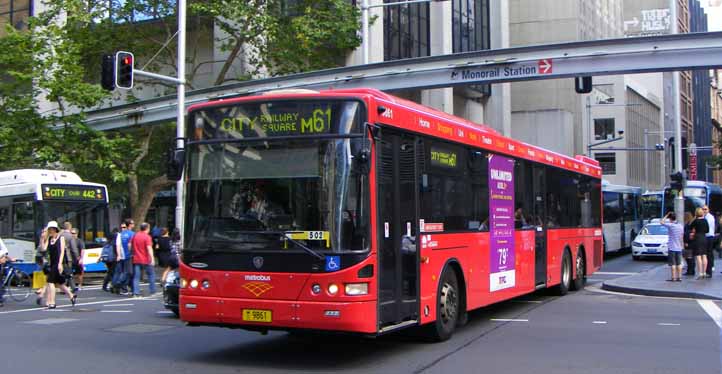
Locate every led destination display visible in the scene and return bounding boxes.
[42,185,106,201]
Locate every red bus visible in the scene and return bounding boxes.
[175,88,603,341]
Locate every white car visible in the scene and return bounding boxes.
[631,223,669,260]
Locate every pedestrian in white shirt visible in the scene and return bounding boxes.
[703,205,716,277]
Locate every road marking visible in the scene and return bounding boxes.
[25,318,80,325]
[490,318,528,322]
[103,304,134,307]
[594,271,637,276]
[592,321,607,324]
[657,323,681,326]
[698,300,722,329]
[101,310,132,313]
[156,310,174,314]
[511,300,543,304]
[0,295,157,315]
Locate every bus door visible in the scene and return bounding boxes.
[533,166,547,286]
[376,129,419,329]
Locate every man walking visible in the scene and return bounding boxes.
[60,221,79,292]
[116,219,135,295]
[131,223,156,297]
[703,205,716,277]
[662,212,684,282]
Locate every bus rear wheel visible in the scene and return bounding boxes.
[571,250,586,291]
[554,250,571,296]
[426,268,460,342]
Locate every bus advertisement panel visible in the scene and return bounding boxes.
[177,89,603,341]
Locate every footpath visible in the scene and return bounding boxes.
[602,265,722,300]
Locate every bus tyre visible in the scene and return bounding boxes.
[427,268,460,342]
[572,250,586,291]
[554,251,572,296]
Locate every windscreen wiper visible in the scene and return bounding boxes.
[281,233,326,261]
[223,231,327,261]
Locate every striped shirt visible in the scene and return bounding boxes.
[662,221,684,252]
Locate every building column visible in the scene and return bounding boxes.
[421,0,453,114]
[485,0,511,135]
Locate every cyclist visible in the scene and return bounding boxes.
[0,236,16,307]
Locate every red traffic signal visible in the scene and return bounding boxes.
[115,51,134,89]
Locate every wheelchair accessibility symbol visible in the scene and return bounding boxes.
[325,256,341,272]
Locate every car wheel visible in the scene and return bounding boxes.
[425,268,460,342]
[554,250,571,296]
[572,250,586,291]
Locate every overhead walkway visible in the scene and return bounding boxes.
[83,32,722,131]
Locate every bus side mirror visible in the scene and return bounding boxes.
[166,147,186,181]
[353,149,371,174]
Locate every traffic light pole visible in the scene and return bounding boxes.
[176,0,187,242]
[134,69,184,84]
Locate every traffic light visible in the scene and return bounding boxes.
[115,51,134,89]
[655,143,665,151]
[670,171,685,191]
[575,76,592,94]
[101,54,115,91]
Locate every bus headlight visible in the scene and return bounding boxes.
[180,278,188,288]
[201,280,211,289]
[190,279,199,289]
[311,284,322,295]
[344,283,368,296]
[328,284,339,295]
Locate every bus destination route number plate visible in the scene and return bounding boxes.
[242,309,272,323]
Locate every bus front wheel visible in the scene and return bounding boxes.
[426,268,460,342]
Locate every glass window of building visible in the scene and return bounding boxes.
[0,0,31,36]
[595,153,616,175]
[384,0,430,60]
[452,0,490,96]
[592,84,615,104]
[594,118,616,140]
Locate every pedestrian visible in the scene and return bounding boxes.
[131,222,156,297]
[40,221,76,309]
[690,207,710,280]
[661,211,684,282]
[703,205,716,277]
[0,235,15,307]
[683,212,696,276]
[60,221,79,293]
[34,229,49,305]
[71,228,85,290]
[156,228,173,282]
[116,219,135,295]
[170,228,181,269]
[101,228,120,292]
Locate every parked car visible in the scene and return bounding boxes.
[631,223,669,260]
[163,269,180,317]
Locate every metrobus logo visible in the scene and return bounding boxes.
[244,275,271,281]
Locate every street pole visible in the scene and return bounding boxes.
[176,0,186,239]
[671,0,684,221]
[587,95,592,157]
[644,128,648,189]
[362,0,369,64]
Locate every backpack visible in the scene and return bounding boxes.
[99,242,116,263]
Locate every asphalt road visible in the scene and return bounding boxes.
[2,253,720,374]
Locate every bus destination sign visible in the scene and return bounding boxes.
[42,185,106,201]
[215,106,333,138]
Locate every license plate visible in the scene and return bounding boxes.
[242,309,272,323]
[645,250,658,254]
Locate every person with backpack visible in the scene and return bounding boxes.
[100,228,120,292]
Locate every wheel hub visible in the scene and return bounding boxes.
[440,282,457,323]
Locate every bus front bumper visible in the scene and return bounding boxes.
[179,295,378,334]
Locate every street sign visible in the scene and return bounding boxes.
[538,59,553,74]
[689,143,698,180]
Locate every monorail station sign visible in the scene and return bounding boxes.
[451,59,553,83]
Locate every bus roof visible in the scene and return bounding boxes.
[0,169,83,186]
[189,88,602,178]
[601,179,642,193]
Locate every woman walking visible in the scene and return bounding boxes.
[690,208,710,280]
[156,228,173,282]
[41,221,77,309]
[683,212,696,276]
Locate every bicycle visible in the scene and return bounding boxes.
[1,260,32,303]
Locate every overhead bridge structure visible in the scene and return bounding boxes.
[84,32,722,131]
